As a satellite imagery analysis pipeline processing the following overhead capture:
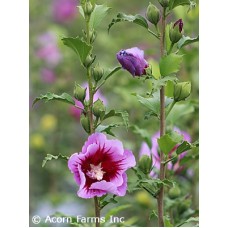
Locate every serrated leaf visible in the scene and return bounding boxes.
[105,205,131,222]
[160,54,183,77]
[133,91,173,118]
[33,92,75,106]
[158,131,183,155]
[130,125,152,148]
[169,0,193,10]
[151,75,178,93]
[62,37,92,65]
[177,35,199,49]
[42,154,69,167]
[96,123,123,136]
[102,109,129,129]
[108,13,148,32]
[90,5,111,29]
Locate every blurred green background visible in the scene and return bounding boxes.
[30,0,199,226]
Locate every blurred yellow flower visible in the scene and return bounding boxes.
[135,191,151,207]
[40,114,57,131]
[31,133,45,149]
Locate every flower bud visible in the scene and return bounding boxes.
[74,83,86,103]
[158,0,169,7]
[83,55,94,68]
[89,29,97,43]
[80,114,90,134]
[169,19,183,43]
[84,1,93,16]
[93,99,106,118]
[178,199,191,213]
[138,155,152,175]
[146,3,160,25]
[174,81,191,102]
[168,186,181,199]
[92,64,104,82]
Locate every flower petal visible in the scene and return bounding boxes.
[116,173,127,196]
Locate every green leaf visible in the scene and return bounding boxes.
[105,205,131,222]
[130,125,152,148]
[169,0,194,10]
[90,5,112,29]
[166,103,194,124]
[96,123,123,136]
[151,75,178,93]
[62,37,92,65]
[133,91,173,118]
[102,110,129,129]
[177,217,199,227]
[33,92,75,106]
[160,54,183,77]
[176,141,192,154]
[42,154,69,168]
[104,66,121,81]
[108,13,148,33]
[164,216,174,227]
[100,195,117,209]
[158,131,183,155]
[177,35,199,49]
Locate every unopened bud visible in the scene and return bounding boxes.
[80,114,90,133]
[83,55,94,68]
[93,99,105,118]
[92,64,104,82]
[84,1,93,16]
[89,29,97,43]
[158,0,169,8]
[174,81,191,102]
[138,155,152,175]
[74,83,86,103]
[168,186,181,199]
[169,19,184,43]
[146,3,160,25]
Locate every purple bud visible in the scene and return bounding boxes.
[174,19,183,32]
[116,47,148,77]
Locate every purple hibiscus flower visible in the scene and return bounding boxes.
[69,83,107,120]
[68,133,136,198]
[52,0,78,23]
[139,127,191,177]
[116,47,148,77]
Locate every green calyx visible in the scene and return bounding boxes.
[74,83,86,103]
[174,81,191,102]
[138,155,152,175]
[168,186,181,199]
[80,114,90,133]
[146,3,160,26]
[169,23,182,44]
[92,64,104,82]
[158,0,169,8]
[93,99,105,118]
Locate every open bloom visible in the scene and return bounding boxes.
[116,47,148,77]
[68,133,136,198]
[69,83,107,120]
[139,127,191,177]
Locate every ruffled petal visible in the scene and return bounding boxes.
[116,173,127,196]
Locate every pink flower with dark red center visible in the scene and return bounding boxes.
[69,83,107,120]
[52,0,78,23]
[68,133,136,198]
[139,127,191,177]
[116,47,148,77]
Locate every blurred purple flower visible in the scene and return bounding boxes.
[68,132,136,198]
[52,0,78,23]
[139,127,191,177]
[69,83,107,120]
[116,47,148,77]
[36,32,62,66]
[40,68,56,83]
